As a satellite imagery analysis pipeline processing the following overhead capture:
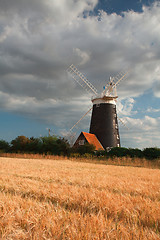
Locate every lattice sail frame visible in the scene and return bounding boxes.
[67,64,98,96]
[68,64,130,99]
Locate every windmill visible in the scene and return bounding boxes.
[67,64,130,149]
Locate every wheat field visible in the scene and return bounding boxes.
[0,157,159,240]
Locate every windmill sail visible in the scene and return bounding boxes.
[70,107,93,132]
[67,64,98,96]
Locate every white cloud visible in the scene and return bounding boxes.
[120,115,160,148]
[73,48,90,65]
[146,107,160,113]
[153,81,160,98]
[117,98,137,116]
[0,26,11,43]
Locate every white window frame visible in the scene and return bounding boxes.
[79,140,85,145]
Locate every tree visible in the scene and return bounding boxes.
[143,147,160,160]
[10,135,71,155]
[56,137,70,155]
[40,136,70,155]
[75,143,96,155]
[27,137,43,153]
[108,147,130,157]
[40,136,59,154]
[11,136,30,153]
[127,148,143,158]
[0,140,10,153]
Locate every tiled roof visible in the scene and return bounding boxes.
[82,132,104,151]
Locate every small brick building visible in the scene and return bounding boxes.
[73,131,104,151]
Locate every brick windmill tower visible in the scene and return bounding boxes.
[67,65,129,150]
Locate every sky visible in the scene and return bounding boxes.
[0,0,160,149]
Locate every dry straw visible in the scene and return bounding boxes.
[0,156,160,239]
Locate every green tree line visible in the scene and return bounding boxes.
[0,135,70,156]
[0,136,160,160]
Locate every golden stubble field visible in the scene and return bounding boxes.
[0,157,159,240]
